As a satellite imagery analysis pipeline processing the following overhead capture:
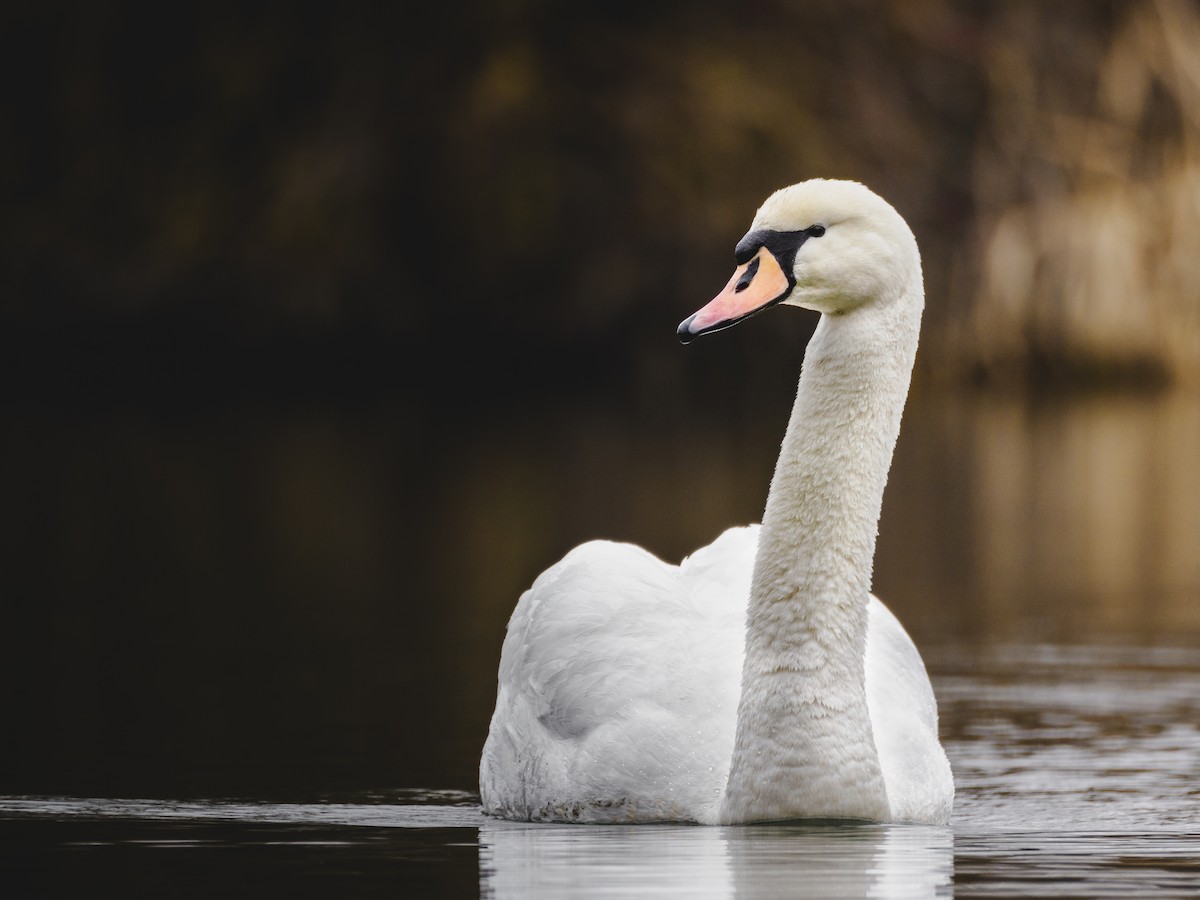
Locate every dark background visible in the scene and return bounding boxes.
[2,1,1196,802]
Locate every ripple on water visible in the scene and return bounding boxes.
[1,643,1198,898]
[938,642,1200,834]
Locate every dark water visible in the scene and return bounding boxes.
[2,383,1198,896]
[3,643,1199,897]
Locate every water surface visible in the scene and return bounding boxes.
[3,641,1197,897]
[2,385,1198,896]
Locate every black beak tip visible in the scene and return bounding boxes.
[677,315,697,345]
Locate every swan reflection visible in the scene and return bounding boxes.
[479,820,952,899]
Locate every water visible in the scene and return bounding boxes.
[3,642,1198,896]
[2,383,1199,896]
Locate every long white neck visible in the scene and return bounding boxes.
[719,277,923,823]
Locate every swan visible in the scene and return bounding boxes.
[479,178,954,825]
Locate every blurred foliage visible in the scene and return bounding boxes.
[0,0,1196,401]
[4,1,1200,799]
[958,0,1200,388]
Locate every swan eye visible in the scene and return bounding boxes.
[808,225,826,237]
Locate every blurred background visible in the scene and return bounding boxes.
[1,0,1198,801]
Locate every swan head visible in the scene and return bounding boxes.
[678,179,921,343]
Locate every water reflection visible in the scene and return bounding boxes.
[2,379,1200,895]
[966,390,1200,638]
[2,636,1198,897]
[2,385,1199,797]
[873,387,1200,646]
[0,797,955,899]
[480,821,952,899]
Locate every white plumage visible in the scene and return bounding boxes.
[480,179,954,825]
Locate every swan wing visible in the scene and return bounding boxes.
[865,596,954,824]
[480,527,755,823]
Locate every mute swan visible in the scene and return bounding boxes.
[479,179,954,825]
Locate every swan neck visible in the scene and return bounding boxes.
[720,281,922,824]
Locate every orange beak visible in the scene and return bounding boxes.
[677,246,793,343]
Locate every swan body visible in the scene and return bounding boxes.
[479,179,954,825]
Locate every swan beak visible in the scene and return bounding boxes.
[677,246,792,343]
